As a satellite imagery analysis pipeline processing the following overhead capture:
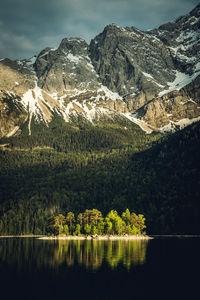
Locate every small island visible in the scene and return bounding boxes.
[40,208,152,240]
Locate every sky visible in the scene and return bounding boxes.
[0,0,199,60]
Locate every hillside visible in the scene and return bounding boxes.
[0,120,199,235]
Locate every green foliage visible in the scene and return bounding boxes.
[105,210,125,235]
[84,224,92,235]
[66,212,75,234]
[73,224,81,236]
[122,208,131,224]
[46,208,146,236]
[63,224,69,235]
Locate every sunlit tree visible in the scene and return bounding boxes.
[105,210,125,235]
[73,224,81,236]
[122,208,131,225]
[66,212,75,234]
[54,214,65,227]
[84,224,92,235]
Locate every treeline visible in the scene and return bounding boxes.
[0,115,162,153]
[47,209,146,236]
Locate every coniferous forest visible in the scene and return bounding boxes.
[0,116,199,235]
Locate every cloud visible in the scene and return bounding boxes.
[0,0,199,59]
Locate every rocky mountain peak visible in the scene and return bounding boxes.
[34,36,99,94]
[89,21,175,99]
[188,3,200,18]
[59,38,88,56]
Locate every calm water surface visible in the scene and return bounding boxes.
[0,237,200,299]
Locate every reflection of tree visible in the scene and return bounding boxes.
[75,240,104,270]
[0,238,149,272]
[122,240,148,270]
[54,239,149,270]
[105,240,148,269]
[106,241,123,268]
[0,238,58,271]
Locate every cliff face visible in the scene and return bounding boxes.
[89,24,175,98]
[0,58,35,138]
[0,4,200,137]
[35,38,100,94]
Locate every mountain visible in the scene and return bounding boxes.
[0,4,200,138]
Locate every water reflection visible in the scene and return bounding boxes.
[0,238,149,271]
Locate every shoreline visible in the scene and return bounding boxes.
[1,234,199,239]
[0,235,43,238]
[38,235,153,240]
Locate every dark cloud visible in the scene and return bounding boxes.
[0,0,199,59]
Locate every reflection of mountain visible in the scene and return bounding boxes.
[0,238,149,271]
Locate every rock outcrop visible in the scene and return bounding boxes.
[0,91,27,138]
[135,75,200,131]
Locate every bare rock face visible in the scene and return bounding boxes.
[35,38,100,94]
[0,58,35,137]
[148,4,200,77]
[0,58,35,96]
[89,24,175,99]
[135,75,200,130]
[181,75,200,104]
[125,91,151,112]
[0,91,27,138]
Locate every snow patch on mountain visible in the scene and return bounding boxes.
[97,85,122,101]
[142,72,154,79]
[142,72,165,88]
[21,81,57,133]
[66,53,82,64]
[26,56,37,65]
[159,70,200,97]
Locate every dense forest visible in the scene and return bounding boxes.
[0,116,199,235]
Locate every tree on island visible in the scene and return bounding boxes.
[46,208,146,236]
[66,212,75,234]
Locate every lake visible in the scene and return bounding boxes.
[0,237,199,299]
